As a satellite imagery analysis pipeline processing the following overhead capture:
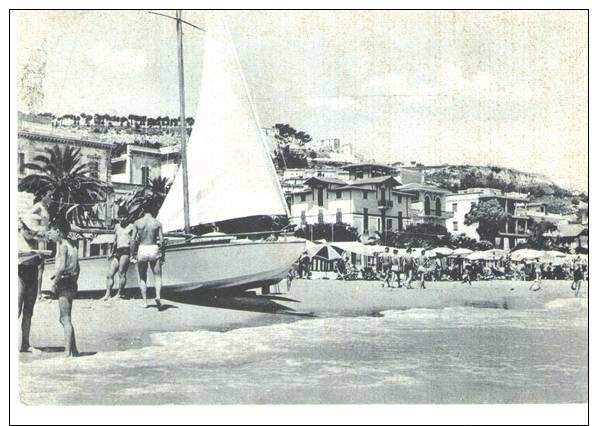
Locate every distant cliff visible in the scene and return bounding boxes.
[412,165,587,215]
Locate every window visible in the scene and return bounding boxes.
[318,209,324,224]
[363,208,369,230]
[336,208,342,223]
[89,160,99,179]
[397,194,402,203]
[398,212,403,231]
[363,191,368,199]
[387,218,393,230]
[435,197,442,217]
[424,196,431,216]
[452,203,458,213]
[300,193,306,202]
[377,218,381,231]
[141,166,150,186]
[317,188,324,207]
[380,188,386,201]
[18,153,25,175]
[301,210,306,225]
[356,171,364,179]
[336,191,342,199]
[453,221,458,232]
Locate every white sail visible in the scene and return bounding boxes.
[159,12,289,232]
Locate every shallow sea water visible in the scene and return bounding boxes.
[20,297,588,405]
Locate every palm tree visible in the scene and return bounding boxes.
[117,176,171,223]
[18,145,108,226]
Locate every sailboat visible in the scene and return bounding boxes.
[41,11,306,296]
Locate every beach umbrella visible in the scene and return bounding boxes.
[368,245,392,255]
[540,250,568,264]
[510,248,542,261]
[466,250,490,261]
[467,249,505,261]
[450,248,473,257]
[330,241,374,257]
[312,242,342,262]
[429,247,453,257]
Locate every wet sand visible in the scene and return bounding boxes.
[20,277,583,360]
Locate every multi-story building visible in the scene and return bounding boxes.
[111,144,180,186]
[399,183,454,228]
[289,175,415,238]
[445,188,531,249]
[17,126,115,229]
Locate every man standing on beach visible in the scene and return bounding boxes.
[416,250,429,289]
[402,248,414,289]
[462,260,473,285]
[391,248,401,288]
[529,258,542,291]
[104,208,137,301]
[18,218,44,353]
[132,211,164,309]
[380,247,392,288]
[30,194,51,301]
[47,218,80,357]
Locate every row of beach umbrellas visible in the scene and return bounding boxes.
[303,240,586,265]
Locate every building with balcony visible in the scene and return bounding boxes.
[445,188,531,250]
[398,183,454,228]
[289,174,416,238]
[17,127,115,229]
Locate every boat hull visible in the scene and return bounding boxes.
[41,239,305,296]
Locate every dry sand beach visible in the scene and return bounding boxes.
[19,277,588,405]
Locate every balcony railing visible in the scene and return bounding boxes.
[411,209,454,220]
[377,199,393,209]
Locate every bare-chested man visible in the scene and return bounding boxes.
[47,218,80,357]
[30,194,51,301]
[104,208,136,301]
[132,211,164,308]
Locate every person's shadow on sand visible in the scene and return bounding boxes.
[148,303,178,312]
[32,347,97,357]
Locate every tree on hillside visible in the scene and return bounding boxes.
[464,199,511,242]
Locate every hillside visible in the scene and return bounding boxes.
[414,165,588,215]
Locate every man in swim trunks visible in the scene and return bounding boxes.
[402,248,415,289]
[380,247,392,288]
[391,248,401,288]
[47,217,80,357]
[104,209,137,300]
[571,257,584,297]
[30,194,51,301]
[18,218,44,352]
[416,250,429,289]
[132,210,164,308]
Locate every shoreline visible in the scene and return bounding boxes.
[20,277,585,361]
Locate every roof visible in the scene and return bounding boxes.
[557,224,588,238]
[341,163,397,171]
[303,176,346,186]
[334,185,376,192]
[399,183,451,194]
[350,176,400,186]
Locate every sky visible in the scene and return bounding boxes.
[16,10,588,191]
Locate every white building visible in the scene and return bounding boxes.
[445,188,531,250]
[289,175,415,237]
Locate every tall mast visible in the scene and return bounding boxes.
[176,9,191,233]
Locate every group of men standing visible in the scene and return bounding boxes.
[104,207,165,309]
[18,197,166,357]
[379,247,430,289]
